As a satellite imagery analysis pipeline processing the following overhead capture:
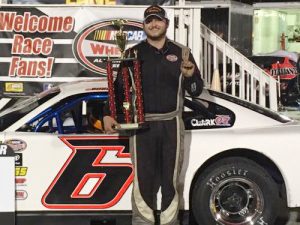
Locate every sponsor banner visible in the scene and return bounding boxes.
[66,0,116,4]
[11,0,174,5]
[116,0,175,5]
[11,0,115,4]
[11,0,66,3]
[0,6,175,97]
[73,19,145,74]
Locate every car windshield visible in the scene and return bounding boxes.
[0,87,60,131]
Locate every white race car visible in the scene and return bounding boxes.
[0,79,298,225]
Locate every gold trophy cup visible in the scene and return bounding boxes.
[113,19,127,59]
[106,19,145,130]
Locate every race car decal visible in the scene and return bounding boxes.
[42,136,133,209]
[16,190,28,200]
[4,139,27,152]
[15,166,28,176]
[191,115,231,127]
[15,178,26,185]
[15,153,22,166]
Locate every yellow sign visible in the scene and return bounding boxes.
[15,167,28,176]
[66,0,116,4]
[5,82,24,92]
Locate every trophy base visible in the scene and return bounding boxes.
[115,122,147,131]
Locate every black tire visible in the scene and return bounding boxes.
[191,157,287,225]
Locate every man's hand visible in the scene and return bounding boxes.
[180,60,195,77]
[103,116,120,134]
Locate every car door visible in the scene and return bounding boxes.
[6,131,134,212]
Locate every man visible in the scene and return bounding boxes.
[103,5,203,225]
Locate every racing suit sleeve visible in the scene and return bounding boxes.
[182,52,203,97]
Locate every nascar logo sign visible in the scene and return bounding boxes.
[73,19,145,75]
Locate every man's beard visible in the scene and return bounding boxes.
[145,28,167,41]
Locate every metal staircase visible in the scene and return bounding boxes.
[173,7,279,111]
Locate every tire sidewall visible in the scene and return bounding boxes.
[191,157,280,225]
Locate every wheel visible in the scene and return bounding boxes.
[191,157,287,225]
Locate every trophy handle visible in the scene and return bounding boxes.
[106,60,117,120]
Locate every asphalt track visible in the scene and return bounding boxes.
[180,210,300,225]
[287,211,300,225]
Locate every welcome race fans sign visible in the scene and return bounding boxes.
[0,6,174,98]
[5,12,73,78]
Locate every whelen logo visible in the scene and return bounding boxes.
[73,19,145,75]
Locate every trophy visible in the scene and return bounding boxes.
[106,19,145,130]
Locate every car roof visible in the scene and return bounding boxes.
[58,78,108,96]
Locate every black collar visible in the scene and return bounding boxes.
[145,38,170,55]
